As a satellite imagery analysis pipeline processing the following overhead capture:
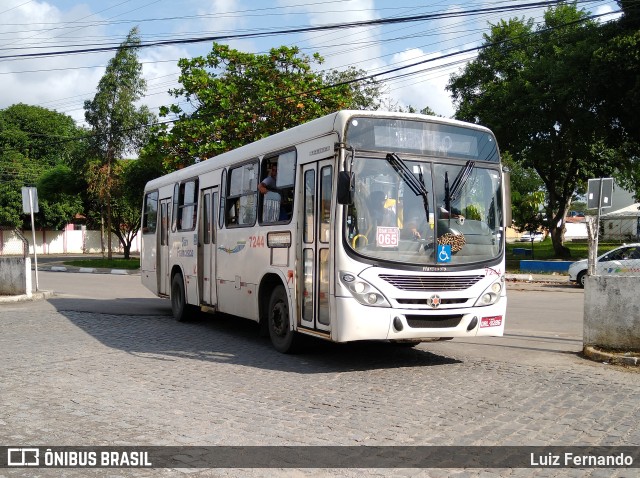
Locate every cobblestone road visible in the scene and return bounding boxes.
[1,282,638,478]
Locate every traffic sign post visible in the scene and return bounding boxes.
[586,178,613,276]
[21,187,39,292]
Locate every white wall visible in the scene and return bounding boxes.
[0,229,141,255]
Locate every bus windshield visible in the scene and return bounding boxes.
[345,153,504,266]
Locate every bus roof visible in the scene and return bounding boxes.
[144,110,493,191]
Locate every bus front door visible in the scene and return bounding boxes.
[158,198,171,296]
[300,161,332,334]
[198,188,218,306]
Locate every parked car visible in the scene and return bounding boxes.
[518,231,545,242]
[568,243,640,288]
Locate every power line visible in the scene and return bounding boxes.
[0,1,624,131]
[0,1,599,60]
[0,6,620,155]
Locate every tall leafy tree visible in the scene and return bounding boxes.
[322,66,385,110]
[84,27,154,258]
[0,104,85,229]
[447,4,624,258]
[591,1,640,197]
[157,44,381,169]
[502,152,546,233]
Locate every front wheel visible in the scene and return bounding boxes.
[267,285,298,353]
[577,271,586,288]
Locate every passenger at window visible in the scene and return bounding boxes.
[258,163,278,194]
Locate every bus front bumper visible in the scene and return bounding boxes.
[333,296,506,343]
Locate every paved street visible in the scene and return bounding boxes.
[0,272,638,477]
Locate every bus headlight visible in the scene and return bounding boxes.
[474,280,503,307]
[340,273,390,308]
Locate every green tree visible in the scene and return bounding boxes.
[0,104,85,229]
[322,66,385,110]
[84,27,154,258]
[502,152,546,233]
[157,44,377,169]
[447,4,621,258]
[84,141,164,259]
[37,164,84,229]
[591,2,640,197]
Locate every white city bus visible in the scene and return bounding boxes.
[141,110,511,353]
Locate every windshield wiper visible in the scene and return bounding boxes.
[444,160,475,214]
[385,153,430,221]
[448,160,475,202]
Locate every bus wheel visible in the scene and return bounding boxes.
[268,285,298,353]
[391,340,422,348]
[171,273,191,322]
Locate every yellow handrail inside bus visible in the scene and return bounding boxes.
[352,234,368,248]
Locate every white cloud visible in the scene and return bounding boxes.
[276,0,384,71]
[383,48,466,117]
[139,45,191,118]
[0,1,113,124]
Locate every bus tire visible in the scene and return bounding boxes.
[267,285,298,353]
[171,273,194,322]
[391,340,422,348]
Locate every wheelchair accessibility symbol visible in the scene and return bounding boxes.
[437,244,452,263]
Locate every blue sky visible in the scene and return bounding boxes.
[0,0,622,128]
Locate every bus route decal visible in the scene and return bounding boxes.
[218,241,246,254]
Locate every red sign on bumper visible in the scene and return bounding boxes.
[480,316,503,328]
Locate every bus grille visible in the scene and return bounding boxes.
[396,298,468,306]
[406,315,464,329]
[379,274,483,291]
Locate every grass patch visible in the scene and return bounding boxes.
[63,258,140,270]
[505,239,623,273]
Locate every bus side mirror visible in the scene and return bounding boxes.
[337,171,354,205]
[502,167,512,226]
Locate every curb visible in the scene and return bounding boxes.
[0,290,54,303]
[583,346,640,367]
[39,266,139,275]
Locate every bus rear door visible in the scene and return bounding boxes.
[198,187,218,306]
[158,198,171,296]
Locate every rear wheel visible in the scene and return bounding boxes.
[267,285,298,353]
[577,271,586,288]
[171,273,198,321]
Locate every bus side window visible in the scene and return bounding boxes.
[260,150,296,224]
[142,191,158,234]
[226,161,258,227]
[219,169,227,229]
[176,179,199,231]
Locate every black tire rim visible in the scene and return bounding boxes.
[271,298,289,337]
[172,278,183,313]
[271,300,288,337]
